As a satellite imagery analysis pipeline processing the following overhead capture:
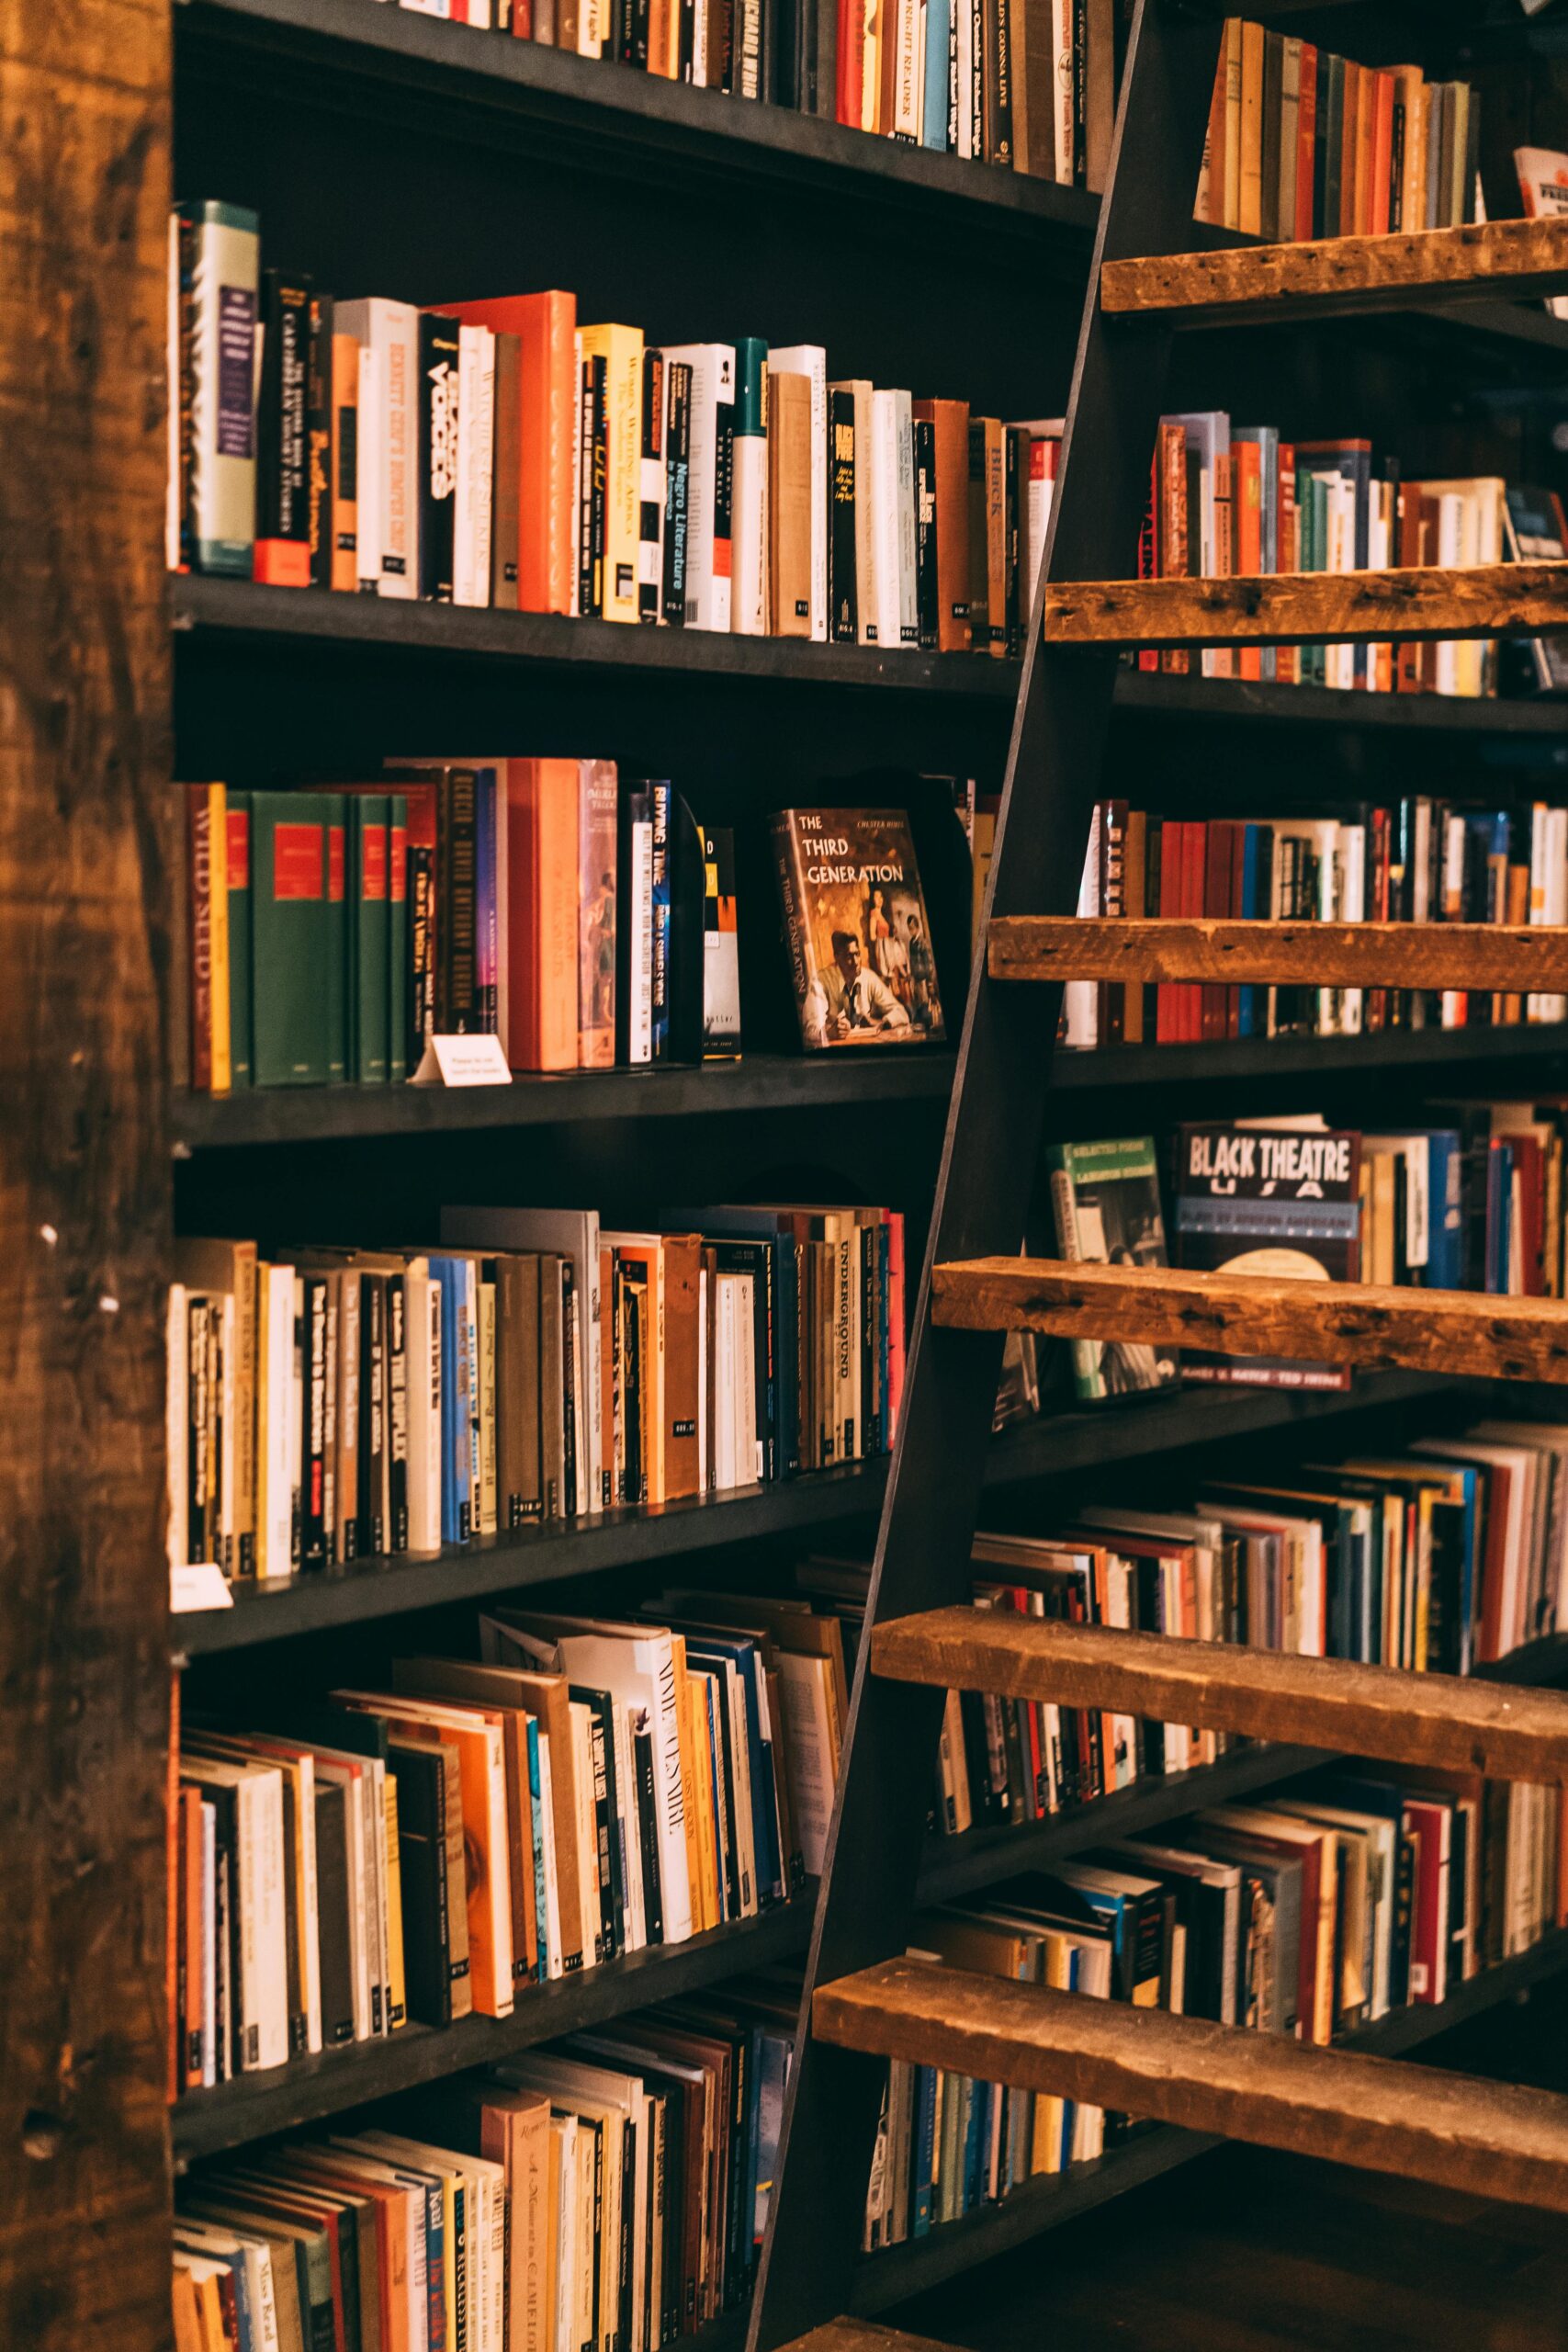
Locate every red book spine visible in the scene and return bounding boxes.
[1182,820,1206,1041]
[837,0,864,125]
[1371,70,1395,236]
[1156,819,1181,1043]
[1201,819,1230,1043]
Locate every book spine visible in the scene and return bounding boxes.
[829,386,857,643]
[254,269,312,588]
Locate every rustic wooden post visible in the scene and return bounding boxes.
[0,0,174,2343]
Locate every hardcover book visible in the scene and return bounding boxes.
[771,808,944,1049]
[1175,1120,1363,1392]
[1046,1136,1178,1402]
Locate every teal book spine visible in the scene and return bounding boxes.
[353,796,390,1085]
[250,791,329,1085]
[389,791,410,1082]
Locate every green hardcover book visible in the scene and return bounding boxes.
[320,792,348,1084]
[388,792,410,1082]
[251,791,330,1085]
[225,789,254,1089]
[353,795,390,1087]
[1045,1136,1179,1403]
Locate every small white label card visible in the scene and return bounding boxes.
[171,1560,234,1614]
[412,1034,513,1088]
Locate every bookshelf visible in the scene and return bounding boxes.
[17,0,1568,2342]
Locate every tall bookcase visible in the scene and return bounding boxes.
[12,1,1568,2346]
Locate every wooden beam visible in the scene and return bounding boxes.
[987,916,1568,992]
[1043,564,1568,650]
[931,1256,1568,1385]
[0,0,174,2341]
[814,1960,1568,2213]
[778,2327,964,2352]
[1101,218,1568,325]
[870,1610,1568,1783]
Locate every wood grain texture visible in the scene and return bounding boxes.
[1043,564,1568,650]
[782,2325,963,2352]
[1101,218,1568,324]
[931,1256,1568,1384]
[871,1610,1568,1783]
[0,0,174,2339]
[814,1960,1568,2212]
[987,916,1568,990]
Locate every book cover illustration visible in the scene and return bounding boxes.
[771,807,945,1049]
[1175,1121,1363,1392]
[1047,1136,1178,1402]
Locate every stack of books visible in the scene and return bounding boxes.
[165,1207,907,1580]
[167,209,1061,658]
[1063,792,1568,1053]
[1136,415,1540,699]
[863,1764,1562,2246]
[1194,24,1483,240]
[169,1606,830,2091]
[173,1980,795,2348]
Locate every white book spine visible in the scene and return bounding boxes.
[871,390,902,653]
[692,0,708,78]
[696,1266,708,1495]
[1340,822,1366,1035]
[893,0,920,139]
[381,300,419,599]
[265,1265,296,1578]
[455,324,494,609]
[406,1269,444,1555]
[353,341,384,593]
[1051,0,1074,184]
[731,429,768,638]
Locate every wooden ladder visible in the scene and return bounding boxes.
[746,7,1568,2350]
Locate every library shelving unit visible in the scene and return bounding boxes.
[742,8,1568,2352]
[17,0,1568,2345]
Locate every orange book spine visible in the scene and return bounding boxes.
[1370,69,1395,235]
[1340,62,1361,235]
[330,334,359,594]
[1235,440,1262,683]
[510,760,581,1072]
[443,292,577,615]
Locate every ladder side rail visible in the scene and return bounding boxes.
[746,8,1224,2345]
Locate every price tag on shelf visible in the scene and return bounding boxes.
[171,1561,233,1614]
[412,1035,513,1089]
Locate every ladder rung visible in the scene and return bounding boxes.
[987,916,1568,992]
[1043,563,1568,650]
[770,2327,963,2352]
[1101,218,1568,326]
[870,1609,1568,1782]
[931,1256,1568,1385]
[814,1959,1568,2213]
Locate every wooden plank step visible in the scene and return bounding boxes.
[930,1256,1568,1385]
[813,1959,1568,2212]
[869,1609,1568,1782]
[1100,218,1568,326]
[772,2325,964,2352]
[1043,563,1568,650]
[987,915,1568,992]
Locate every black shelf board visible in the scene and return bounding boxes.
[172,1887,814,2160]
[852,1925,1568,2313]
[171,1049,957,1152]
[175,0,1101,253]
[918,1630,1568,1908]
[171,575,1022,699]
[1111,668,1568,733]
[174,1372,1460,1657]
[1055,1022,1568,1091]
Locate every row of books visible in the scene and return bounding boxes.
[835,0,1113,183]
[172,1979,794,2351]
[165,1205,906,1581]
[177,781,950,1093]
[1138,417,1551,699]
[169,205,1058,657]
[1062,795,1568,1054]
[1193,22,1482,242]
[168,1602,824,2094]
[863,1768,1563,2245]
[1049,1108,1568,1406]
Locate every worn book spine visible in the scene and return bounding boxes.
[491,331,521,610]
[638,348,665,624]
[330,331,359,594]
[418,312,460,603]
[254,268,312,588]
[306,290,333,590]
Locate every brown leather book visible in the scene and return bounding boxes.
[769,369,813,639]
[494,1251,541,1528]
[491,332,521,610]
[912,396,971,652]
[967,416,1007,658]
[661,1234,703,1501]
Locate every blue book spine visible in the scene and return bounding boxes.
[921,0,950,147]
[1060,1951,1078,2164]
[224,2251,255,2352]
[962,2080,983,2211]
[526,1717,547,1977]
[912,2066,936,2234]
[1427,1133,1462,1290]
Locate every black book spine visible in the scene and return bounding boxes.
[982,0,1010,164]
[679,0,695,78]
[914,417,939,650]
[418,313,459,604]
[631,0,651,69]
[387,1272,410,1555]
[1004,427,1021,658]
[623,1274,643,1505]
[307,290,333,590]
[578,358,594,618]
[254,268,312,575]
[662,363,691,625]
[360,1278,384,1555]
[829,387,856,643]
[446,767,479,1032]
[302,1273,329,1569]
[634,1723,664,1942]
